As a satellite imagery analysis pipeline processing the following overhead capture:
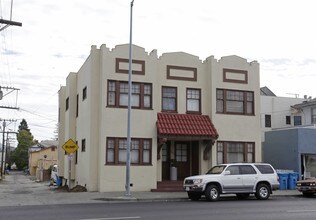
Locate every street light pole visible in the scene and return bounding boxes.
[125,0,134,197]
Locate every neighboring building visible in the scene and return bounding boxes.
[260,86,307,141]
[58,44,261,192]
[28,140,58,181]
[262,96,316,179]
[291,98,316,126]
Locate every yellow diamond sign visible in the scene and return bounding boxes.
[62,139,79,153]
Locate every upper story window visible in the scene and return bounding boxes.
[162,86,177,112]
[83,86,87,101]
[76,94,79,117]
[265,115,271,127]
[81,139,86,152]
[187,88,201,114]
[216,89,254,115]
[107,80,152,109]
[312,108,316,124]
[286,116,291,125]
[294,116,302,126]
[66,97,69,111]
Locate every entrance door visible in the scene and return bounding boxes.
[162,142,170,180]
[175,142,190,179]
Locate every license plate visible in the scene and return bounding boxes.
[186,187,190,191]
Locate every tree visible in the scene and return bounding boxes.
[18,119,30,132]
[11,119,34,169]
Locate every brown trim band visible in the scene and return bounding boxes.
[116,58,145,75]
[167,65,197,81]
[223,68,248,84]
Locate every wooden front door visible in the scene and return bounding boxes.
[162,141,171,180]
[175,142,190,180]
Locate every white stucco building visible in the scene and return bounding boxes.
[58,44,261,192]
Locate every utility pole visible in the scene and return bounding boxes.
[0,0,22,32]
[1,121,5,177]
[0,86,20,110]
[0,119,17,177]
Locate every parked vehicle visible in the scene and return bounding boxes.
[183,163,279,201]
[296,178,316,196]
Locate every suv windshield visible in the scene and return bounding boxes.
[206,165,226,174]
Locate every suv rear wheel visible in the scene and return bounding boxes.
[255,183,270,200]
[205,184,220,201]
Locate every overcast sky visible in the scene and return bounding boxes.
[1,0,316,145]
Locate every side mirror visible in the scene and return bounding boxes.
[223,170,231,175]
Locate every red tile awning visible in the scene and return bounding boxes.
[157,113,219,140]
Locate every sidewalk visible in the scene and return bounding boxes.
[0,173,302,207]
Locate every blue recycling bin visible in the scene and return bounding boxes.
[56,174,62,187]
[288,172,299,190]
[278,173,289,190]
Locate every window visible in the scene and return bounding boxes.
[106,137,152,165]
[217,141,255,164]
[216,89,254,115]
[76,94,79,117]
[286,116,291,125]
[162,86,177,112]
[66,97,69,111]
[255,164,274,174]
[81,139,86,152]
[265,114,271,127]
[75,141,78,164]
[226,165,240,175]
[294,116,302,126]
[240,165,256,174]
[187,88,201,113]
[107,80,152,109]
[312,108,316,124]
[217,142,224,164]
[176,143,187,162]
[83,86,87,100]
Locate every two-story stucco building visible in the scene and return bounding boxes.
[58,44,261,192]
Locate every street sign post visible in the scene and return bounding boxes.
[62,139,78,189]
[62,139,78,154]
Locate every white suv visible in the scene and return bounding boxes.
[183,163,279,201]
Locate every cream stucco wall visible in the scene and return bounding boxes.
[58,43,262,192]
[206,55,262,165]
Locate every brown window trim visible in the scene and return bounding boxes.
[161,86,178,113]
[223,68,248,84]
[105,137,152,165]
[167,65,197,81]
[216,88,255,116]
[107,80,153,110]
[217,141,255,164]
[186,88,201,114]
[115,58,145,75]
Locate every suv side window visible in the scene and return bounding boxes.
[226,165,240,175]
[240,165,257,174]
[255,165,274,174]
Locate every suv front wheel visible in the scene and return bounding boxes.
[205,184,220,201]
[255,183,270,200]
